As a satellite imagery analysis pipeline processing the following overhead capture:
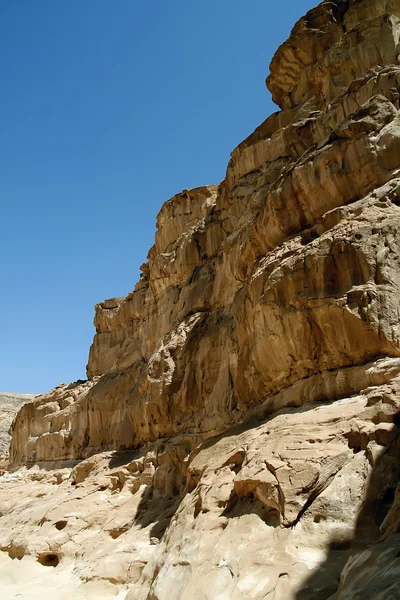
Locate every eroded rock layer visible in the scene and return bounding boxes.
[2,1,400,598]
[0,393,34,457]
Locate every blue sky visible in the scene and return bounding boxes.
[1,0,316,393]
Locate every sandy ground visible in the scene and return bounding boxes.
[0,554,128,600]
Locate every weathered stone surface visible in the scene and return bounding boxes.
[2,376,400,599]
[87,185,219,380]
[267,0,400,110]
[3,0,400,597]
[0,392,34,456]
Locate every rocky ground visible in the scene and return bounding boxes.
[2,0,400,598]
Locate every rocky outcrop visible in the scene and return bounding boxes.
[3,0,400,598]
[0,393,34,455]
[2,374,400,599]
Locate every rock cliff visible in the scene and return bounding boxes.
[2,0,400,598]
[0,392,34,456]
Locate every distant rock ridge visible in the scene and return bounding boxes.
[2,1,400,598]
[0,392,34,455]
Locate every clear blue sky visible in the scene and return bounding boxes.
[1,0,316,393]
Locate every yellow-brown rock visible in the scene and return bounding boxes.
[0,392,34,455]
[3,0,400,598]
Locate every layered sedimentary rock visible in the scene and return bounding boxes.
[2,0,400,598]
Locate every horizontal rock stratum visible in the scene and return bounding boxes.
[2,1,400,598]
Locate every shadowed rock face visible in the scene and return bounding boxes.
[2,0,400,598]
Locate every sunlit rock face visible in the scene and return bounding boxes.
[0,392,33,455]
[3,1,400,598]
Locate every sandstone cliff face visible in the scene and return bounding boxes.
[2,1,400,598]
[0,393,33,455]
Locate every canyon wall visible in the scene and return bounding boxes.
[2,1,400,598]
[0,393,33,455]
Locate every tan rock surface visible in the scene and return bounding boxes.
[0,392,34,457]
[3,0,400,597]
[2,373,400,598]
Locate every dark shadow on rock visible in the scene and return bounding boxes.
[221,489,281,527]
[66,379,88,390]
[107,400,400,594]
[108,449,141,470]
[133,484,182,541]
[295,412,400,600]
[108,447,188,542]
